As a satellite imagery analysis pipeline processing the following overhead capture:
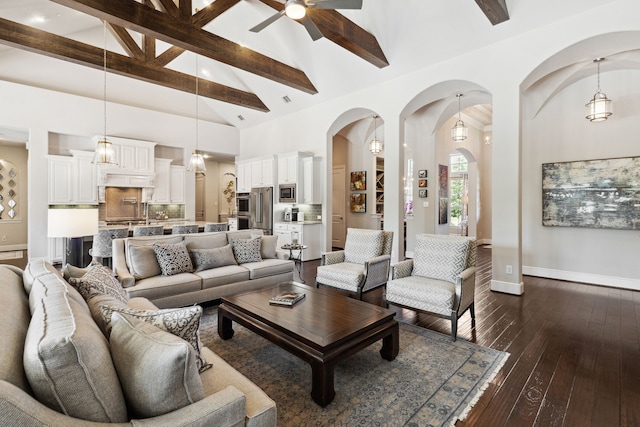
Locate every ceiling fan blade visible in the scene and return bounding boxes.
[309,0,363,9]
[300,15,323,41]
[250,10,286,33]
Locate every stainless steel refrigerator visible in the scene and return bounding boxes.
[250,187,273,235]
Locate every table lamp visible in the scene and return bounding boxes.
[48,208,99,267]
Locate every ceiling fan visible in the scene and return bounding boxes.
[250,0,363,41]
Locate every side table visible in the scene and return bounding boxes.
[281,244,308,283]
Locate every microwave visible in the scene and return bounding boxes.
[279,184,296,203]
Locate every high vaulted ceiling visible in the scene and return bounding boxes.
[0,0,614,131]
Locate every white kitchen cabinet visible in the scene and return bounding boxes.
[48,237,65,264]
[228,217,238,231]
[71,150,97,204]
[278,154,299,184]
[251,158,274,188]
[274,222,322,261]
[152,158,172,203]
[236,161,252,193]
[95,136,155,173]
[48,156,74,204]
[170,165,186,203]
[302,156,321,204]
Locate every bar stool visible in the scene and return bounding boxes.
[132,225,165,237]
[172,224,199,234]
[89,227,129,268]
[204,223,229,232]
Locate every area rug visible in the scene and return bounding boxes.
[199,306,508,427]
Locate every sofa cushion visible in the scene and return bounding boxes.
[196,265,251,290]
[386,275,456,316]
[253,234,278,259]
[242,259,295,280]
[29,271,87,315]
[412,236,470,283]
[184,232,229,250]
[109,312,205,418]
[124,235,182,279]
[231,236,263,264]
[190,244,237,272]
[99,305,211,372]
[86,293,129,335]
[153,242,194,276]
[124,272,202,300]
[68,264,128,304]
[24,291,128,423]
[343,229,384,264]
[22,258,60,294]
[315,262,364,292]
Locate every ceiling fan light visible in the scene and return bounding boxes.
[285,0,306,19]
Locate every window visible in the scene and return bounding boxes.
[404,158,413,215]
[449,153,468,227]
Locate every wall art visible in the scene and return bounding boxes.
[438,164,448,224]
[542,156,640,230]
[419,189,428,198]
[350,193,366,213]
[418,169,427,178]
[350,171,366,191]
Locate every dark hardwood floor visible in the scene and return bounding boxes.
[298,245,640,427]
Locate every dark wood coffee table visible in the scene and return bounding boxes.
[218,281,399,406]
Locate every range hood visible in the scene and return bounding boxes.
[98,168,155,188]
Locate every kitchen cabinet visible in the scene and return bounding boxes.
[48,156,74,204]
[73,151,97,204]
[278,154,299,184]
[302,156,321,204]
[236,161,252,193]
[170,165,186,203]
[251,158,274,188]
[228,217,238,231]
[48,237,65,264]
[274,222,322,261]
[152,158,172,203]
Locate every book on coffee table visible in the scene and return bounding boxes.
[269,291,305,306]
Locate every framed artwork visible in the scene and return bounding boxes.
[542,156,640,230]
[418,179,427,188]
[350,171,366,191]
[418,169,427,178]
[350,193,366,213]
[438,164,448,224]
[419,189,428,198]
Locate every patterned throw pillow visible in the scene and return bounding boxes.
[189,245,237,272]
[99,305,211,372]
[152,242,194,276]
[231,236,263,264]
[68,264,128,304]
[108,312,204,418]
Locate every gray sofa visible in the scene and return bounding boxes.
[112,230,294,308]
[0,260,276,426]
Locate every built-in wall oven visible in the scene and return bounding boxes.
[236,193,250,230]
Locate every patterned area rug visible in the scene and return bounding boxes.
[199,306,508,427]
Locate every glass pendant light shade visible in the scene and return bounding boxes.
[585,58,612,122]
[369,115,383,154]
[451,93,468,142]
[187,54,206,174]
[93,139,117,165]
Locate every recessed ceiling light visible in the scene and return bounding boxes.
[30,15,46,24]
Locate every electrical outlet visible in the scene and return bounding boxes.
[423,201,429,208]
[506,265,513,275]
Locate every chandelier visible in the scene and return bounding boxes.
[451,93,468,142]
[369,115,383,154]
[585,58,612,122]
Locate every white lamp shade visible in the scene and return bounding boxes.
[585,91,612,122]
[48,209,99,238]
[451,120,468,141]
[285,0,306,19]
[369,138,383,154]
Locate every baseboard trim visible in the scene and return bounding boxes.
[523,266,640,291]
[491,279,524,295]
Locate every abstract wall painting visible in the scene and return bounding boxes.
[542,156,640,230]
[438,164,448,224]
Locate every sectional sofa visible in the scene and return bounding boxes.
[112,229,295,308]
[0,259,277,426]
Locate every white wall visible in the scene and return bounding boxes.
[239,0,640,291]
[522,69,640,289]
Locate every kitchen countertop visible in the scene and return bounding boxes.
[275,221,322,225]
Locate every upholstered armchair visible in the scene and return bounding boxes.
[385,234,477,341]
[315,228,393,300]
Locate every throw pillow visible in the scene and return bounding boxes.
[152,242,194,276]
[189,245,237,272]
[68,264,128,304]
[232,236,263,264]
[108,312,205,418]
[252,233,278,259]
[99,305,211,372]
[127,245,162,279]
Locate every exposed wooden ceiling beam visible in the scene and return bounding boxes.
[51,0,318,94]
[256,0,388,68]
[192,0,240,27]
[475,0,509,25]
[0,17,268,111]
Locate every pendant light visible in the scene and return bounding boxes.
[451,93,468,142]
[93,20,118,166]
[369,115,383,154]
[187,54,206,174]
[585,58,612,122]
